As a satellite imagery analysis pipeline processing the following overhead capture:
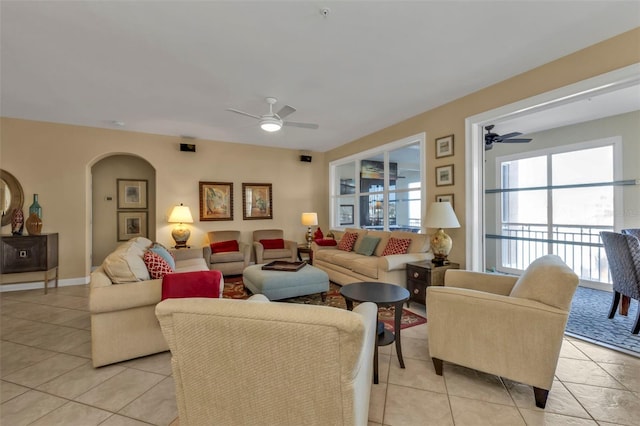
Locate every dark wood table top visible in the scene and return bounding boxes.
[340,281,409,304]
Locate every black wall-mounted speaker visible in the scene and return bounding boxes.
[300,155,312,162]
[180,143,196,152]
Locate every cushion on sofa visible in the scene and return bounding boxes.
[210,240,239,253]
[381,237,411,256]
[103,241,151,283]
[345,228,368,253]
[509,254,579,310]
[350,256,379,279]
[131,237,153,250]
[367,230,391,257]
[150,244,176,269]
[259,238,285,250]
[210,251,245,263]
[161,270,222,300]
[337,232,359,252]
[390,231,430,254]
[144,251,174,279]
[356,236,381,256]
[315,238,337,246]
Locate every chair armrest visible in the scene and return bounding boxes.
[377,252,432,271]
[444,270,517,296]
[171,248,204,262]
[203,245,212,262]
[253,241,265,264]
[239,242,252,266]
[284,240,298,261]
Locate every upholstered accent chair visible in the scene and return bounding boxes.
[156,295,377,426]
[253,229,297,264]
[427,255,579,408]
[202,230,251,275]
[600,231,640,334]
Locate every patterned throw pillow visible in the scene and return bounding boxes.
[337,231,359,252]
[143,251,174,279]
[381,237,411,256]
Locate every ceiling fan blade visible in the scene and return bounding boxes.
[283,121,319,129]
[276,105,296,119]
[226,108,261,120]
[501,138,532,143]
[500,132,523,140]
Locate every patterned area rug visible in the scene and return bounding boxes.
[223,276,426,331]
[566,286,639,357]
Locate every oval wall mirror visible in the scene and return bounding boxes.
[1,169,25,227]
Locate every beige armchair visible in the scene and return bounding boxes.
[156,296,377,426]
[427,255,578,408]
[253,229,298,264]
[202,230,251,275]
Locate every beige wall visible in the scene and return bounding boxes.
[1,28,638,284]
[324,28,640,268]
[1,120,325,284]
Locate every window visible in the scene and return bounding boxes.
[490,138,621,285]
[330,134,425,232]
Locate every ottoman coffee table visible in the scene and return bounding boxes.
[243,263,329,301]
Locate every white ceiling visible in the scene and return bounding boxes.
[2,1,639,152]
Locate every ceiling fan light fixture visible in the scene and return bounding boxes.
[260,117,282,132]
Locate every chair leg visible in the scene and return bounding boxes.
[633,303,640,334]
[608,291,620,319]
[432,358,443,375]
[533,387,549,409]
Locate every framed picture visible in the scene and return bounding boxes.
[242,183,273,220]
[339,204,354,225]
[436,134,454,158]
[117,211,148,241]
[436,165,454,186]
[199,181,233,221]
[435,194,454,209]
[117,179,148,209]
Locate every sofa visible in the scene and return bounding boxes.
[89,237,214,367]
[156,294,377,425]
[311,228,433,288]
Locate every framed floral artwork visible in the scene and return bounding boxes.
[199,181,233,221]
[242,183,273,220]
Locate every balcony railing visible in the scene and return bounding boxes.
[487,223,613,284]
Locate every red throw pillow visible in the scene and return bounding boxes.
[161,270,222,300]
[260,238,285,249]
[381,237,412,256]
[337,232,358,252]
[314,238,337,246]
[144,251,174,279]
[210,240,239,253]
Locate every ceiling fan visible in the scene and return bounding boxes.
[226,97,319,132]
[484,125,532,150]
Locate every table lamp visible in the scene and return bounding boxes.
[168,203,194,248]
[424,201,460,265]
[301,212,318,248]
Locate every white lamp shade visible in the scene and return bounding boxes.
[301,212,318,226]
[168,204,194,223]
[424,202,460,229]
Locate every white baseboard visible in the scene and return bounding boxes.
[0,277,89,292]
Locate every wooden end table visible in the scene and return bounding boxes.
[405,261,459,307]
[297,245,313,264]
[340,282,409,384]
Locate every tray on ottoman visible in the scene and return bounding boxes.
[261,261,306,272]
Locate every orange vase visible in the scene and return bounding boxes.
[25,212,43,235]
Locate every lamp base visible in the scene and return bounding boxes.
[431,255,449,266]
[305,227,313,249]
[171,225,191,249]
[430,228,452,266]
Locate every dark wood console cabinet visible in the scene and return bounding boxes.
[405,261,459,307]
[1,233,59,293]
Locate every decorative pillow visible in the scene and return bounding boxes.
[260,238,285,250]
[161,270,222,300]
[150,244,176,270]
[103,242,150,283]
[356,236,381,256]
[381,237,411,256]
[143,251,174,279]
[337,232,358,252]
[210,240,240,253]
[315,238,338,247]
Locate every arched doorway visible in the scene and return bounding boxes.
[91,154,156,267]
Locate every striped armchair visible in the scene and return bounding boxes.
[600,231,640,334]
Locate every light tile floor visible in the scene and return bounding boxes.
[1,285,639,425]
